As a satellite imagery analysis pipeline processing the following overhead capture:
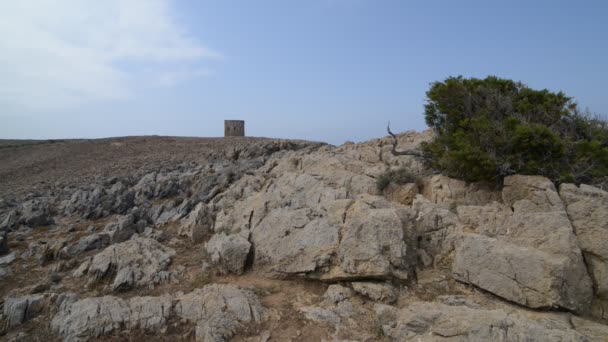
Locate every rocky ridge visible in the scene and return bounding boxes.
[0,133,607,341]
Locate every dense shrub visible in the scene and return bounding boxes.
[421,76,608,187]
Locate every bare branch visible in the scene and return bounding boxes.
[387,122,423,157]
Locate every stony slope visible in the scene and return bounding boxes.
[0,132,607,342]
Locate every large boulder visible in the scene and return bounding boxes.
[453,234,587,310]
[75,236,175,291]
[20,199,54,227]
[3,294,46,328]
[206,233,251,275]
[452,176,593,312]
[560,183,608,319]
[179,203,214,243]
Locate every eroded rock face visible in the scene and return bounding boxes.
[560,183,608,320]
[75,236,175,291]
[382,300,597,341]
[213,133,426,280]
[206,233,251,275]
[174,284,266,342]
[3,294,46,328]
[51,285,265,342]
[20,199,54,227]
[419,175,501,206]
[452,176,593,312]
[102,214,143,244]
[179,203,214,243]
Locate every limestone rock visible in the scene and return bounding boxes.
[52,285,264,342]
[452,234,589,311]
[206,233,251,275]
[174,284,266,342]
[214,140,419,281]
[102,214,140,244]
[419,175,501,206]
[51,296,132,341]
[452,175,593,312]
[560,183,608,319]
[330,199,413,281]
[323,285,354,303]
[20,199,54,227]
[77,236,175,291]
[351,282,397,304]
[250,207,340,277]
[383,182,418,206]
[382,300,599,341]
[3,295,46,328]
[179,203,214,243]
[69,233,110,255]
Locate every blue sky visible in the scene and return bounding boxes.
[1,0,606,144]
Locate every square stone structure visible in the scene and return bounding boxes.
[224,120,245,137]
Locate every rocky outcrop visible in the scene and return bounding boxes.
[381,300,601,341]
[75,236,175,291]
[63,182,135,219]
[560,183,608,319]
[452,176,593,312]
[179,203,214,243]
[69,233,110,255]
[3,294,46,328]
[418,175,501,206]
[19,199,54,227]
[51,285,265,342]
[102,214,144,244]
[51,284,265,342]
[206,233,251,275]
[3,131,608,341]
[214,132,426,281]
[51,295,170,341]
[382,182,419,206]
[174,284,267,341]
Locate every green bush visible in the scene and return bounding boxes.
[421,76,608,186]
[376,167,418,192]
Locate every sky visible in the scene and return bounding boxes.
[1,0,607,145]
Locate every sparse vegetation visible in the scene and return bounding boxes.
[376,167,418,191]
[192,272,211,287]
[421,76,608,186]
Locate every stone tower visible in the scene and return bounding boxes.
[224,120,245,137]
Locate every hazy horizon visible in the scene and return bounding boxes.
[2,0,607,145]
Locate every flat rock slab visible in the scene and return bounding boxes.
[51,284,266,342]
[75,236,175,291]
[383,300,602,341]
